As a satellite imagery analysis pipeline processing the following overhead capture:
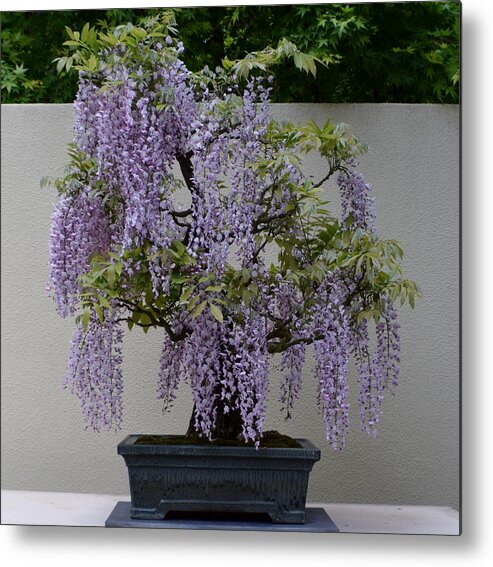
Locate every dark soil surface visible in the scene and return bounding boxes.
[135,430,301,449]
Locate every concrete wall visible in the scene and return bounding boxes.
[1,103,459,509]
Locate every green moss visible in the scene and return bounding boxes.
[135,430,301,449]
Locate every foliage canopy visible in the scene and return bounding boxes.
[1,3,460,104]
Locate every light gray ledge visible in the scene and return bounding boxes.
[0,490,460,535]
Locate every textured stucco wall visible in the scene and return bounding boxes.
[1,103,459,509]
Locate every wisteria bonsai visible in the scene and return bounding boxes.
[48,15,419,451]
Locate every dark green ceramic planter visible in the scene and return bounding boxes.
[118,434,321,524]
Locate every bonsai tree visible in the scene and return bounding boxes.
[47,14,419,450]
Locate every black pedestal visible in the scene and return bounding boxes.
[105,502,339,532]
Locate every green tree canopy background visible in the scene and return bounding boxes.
[0,2,459,104]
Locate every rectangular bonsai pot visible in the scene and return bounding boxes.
[118,434,321,524]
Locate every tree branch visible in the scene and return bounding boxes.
[312,171,333,189]
[267,333,324,354]
[252,210,291,234]
[312,163,342,189]
[116,298,190,342]
[170,208,192,218]
[176,151,197,194]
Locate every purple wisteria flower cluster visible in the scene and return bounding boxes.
[48,20,414,449]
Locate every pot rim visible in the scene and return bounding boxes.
[117,434,321,460]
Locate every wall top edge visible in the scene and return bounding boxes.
[0,102,460,109]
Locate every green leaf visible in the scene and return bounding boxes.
[409,293,415,309]
[94,303,104,323]
[106,264,116,288]
[140,313,151,326]
[356,309,373,323]
[180,286,194,302]
[209,303,224,323]
[187,294,201,312]
[241,288,254,306]
[205,285,224,292]
[81,308,91,331]
[81,22,90,43]
[171,239,187,256]
[210,297,228,306]
[192,300,207,319]
[222,57,234,70]
[87,53,99,72]
[235,58,253,79]
[56,57,67,73]
[145,288,154,306]
[170,273,189,284]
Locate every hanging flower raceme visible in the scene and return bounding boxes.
[230,309,270,446]
[48,190,111,318]
[337,157,376,233]
[273,276,306,417]
[157,330,186,412]
[64,308,124,432]
[350,317,381,436]
[73,42,197,295]
[311,276,351,450]
[348,297,401,437]
[279,342,306,419]
[182,312,225,439]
